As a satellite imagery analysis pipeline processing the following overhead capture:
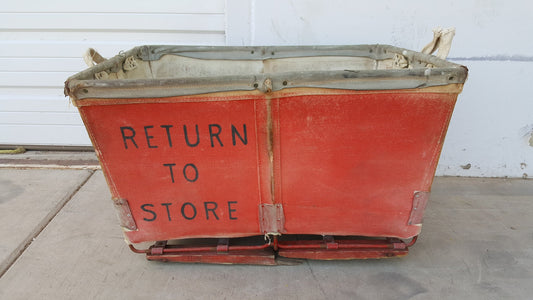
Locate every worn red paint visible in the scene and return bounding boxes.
[78,88,457,263]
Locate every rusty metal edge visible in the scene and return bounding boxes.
[112,198,137,231]
[259,203,285,234]
[408,191,431,225]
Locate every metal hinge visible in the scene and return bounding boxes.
[259,203,286,234]
[408,191,430,225]
[112,198,137,231]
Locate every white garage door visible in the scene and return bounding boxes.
[0,0,226,148]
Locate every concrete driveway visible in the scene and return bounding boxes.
[1,152,532,299]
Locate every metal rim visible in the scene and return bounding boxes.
[65,44,468,100]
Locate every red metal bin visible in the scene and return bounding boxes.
[65,45,467,264]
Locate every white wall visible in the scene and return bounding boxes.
[1,0,531,178]
[225,0,533,178]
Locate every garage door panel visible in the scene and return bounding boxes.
[0,0,226,147]
[2,0,224,14]
[0,125,90,146]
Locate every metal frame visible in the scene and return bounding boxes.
[65,44,467,101]
[129,235,418,265]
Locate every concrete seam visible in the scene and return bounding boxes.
[305,260,327,298]
[0,165,100,170]
[0,170,96,278]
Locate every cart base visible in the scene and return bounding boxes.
[131,235,417,265]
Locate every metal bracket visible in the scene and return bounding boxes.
[150,241,167,255]
[408,191,430,225]
[217,238,230,253]
[112,198,137,230]
[259,204,286,234]
[324,235,339,249]
[389,238,407,250]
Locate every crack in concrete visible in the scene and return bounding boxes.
[306,260,326,298]
[0,170,96,278]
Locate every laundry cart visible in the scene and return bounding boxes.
[65,43,467,265]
